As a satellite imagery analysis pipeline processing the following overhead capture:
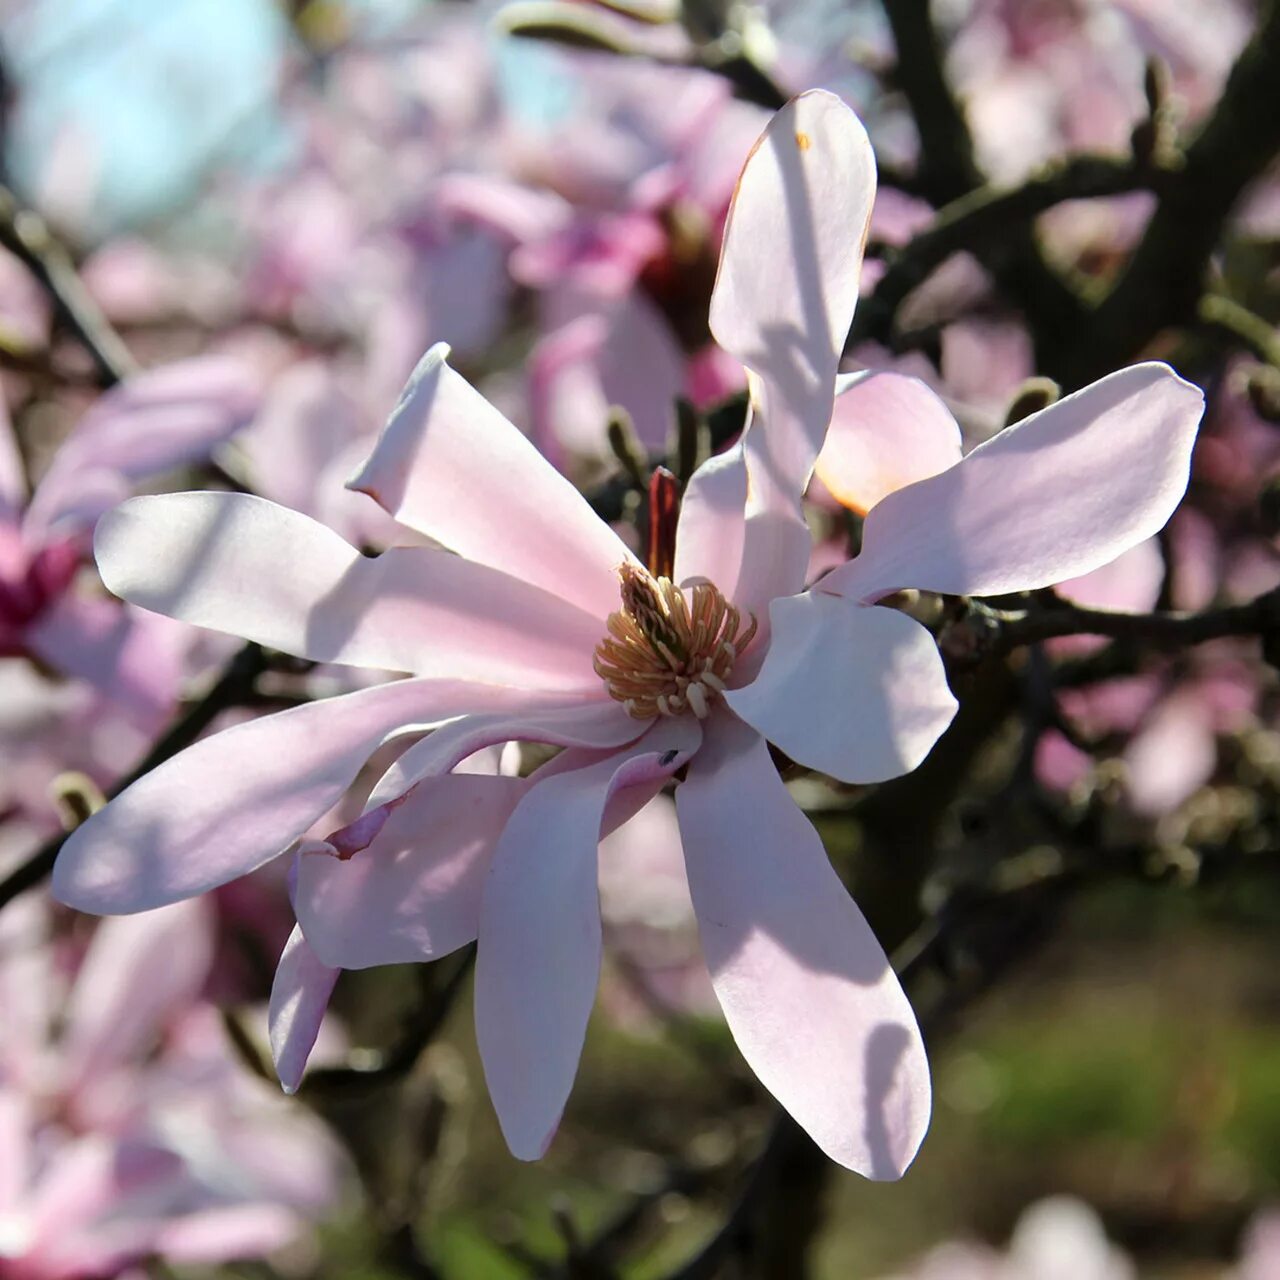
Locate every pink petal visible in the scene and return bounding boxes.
[726,594,957,783]
[1123,689,1218,817]
[52,678,544,914]
[25,597,184,726]
[709,91,875,513]
[673,442,748,592]
[593,294,686,453]
[238,360,361,520]
[813,371,963,516]
[269,926,339,1095]
[824,364,1204,603]
[294,774,526,969]
[1007,1197,1131,1280]
[475,717,701,1160]
[676,713,930,1177]
[347,344,635,620]
[732,499,816,622]
[25,1138,122,1247]
[155,1204,302,1264]
[0,1088,31,1215]
[60,900,214,1088]
[366,698,643,808]
[1055,536,1164,612]
[23,356,260,543]
[95,492,606,690]
[527,315,611,470]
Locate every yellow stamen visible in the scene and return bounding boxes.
[593,564,757,720]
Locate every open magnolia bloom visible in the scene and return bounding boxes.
[53,91,1203,1178]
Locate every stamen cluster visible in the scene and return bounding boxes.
[593,563,757,720]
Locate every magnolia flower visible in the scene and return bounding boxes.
[0,357,259,723]
[0,898,343,1277]
[53,91,1202,1178]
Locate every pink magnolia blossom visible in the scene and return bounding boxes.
[443,63,765,462]
[53,91,1202,1178]
[0,897,343,1277]
[0,358,260,724]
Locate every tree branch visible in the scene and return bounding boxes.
[1066,0,1280,384]
[881,0,980,202]
[0,187,137,386]
[875,0,1089,371]
[849,152,1168,351]
[940,586,1280,667]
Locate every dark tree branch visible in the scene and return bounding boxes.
[1070,1,1280,384]
[587,392,748,523]
[875,0,1089,373]
[881,0,981,202]
[849,152,1170,351]
[0,187,136,386]
[940,586,1280,667]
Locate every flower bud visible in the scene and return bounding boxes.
[1004,377,1061,427]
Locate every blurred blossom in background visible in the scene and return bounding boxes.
[0,0,1278,1276]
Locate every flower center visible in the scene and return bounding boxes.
[593,563,757,720]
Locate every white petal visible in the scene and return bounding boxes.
[677,714,930,1177]
[727,593,957,784]
[348,344,635,620]
[826,364,1204,602]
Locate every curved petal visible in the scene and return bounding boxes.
[733,504,816,621]
[348,344,635,620]
[25,597,184,726]
[726,397,818,621]
[814,371,963,515]
[673,442,748,592]
[366,698,642,808]
[676,714,930,1177]
[1123,689,1217,818]
[726,593,956,784]
[61,899,214,1088]
[155,1205,302,1266]
[824,364,1204,603]
[709,91,875,510]
[295,775,526,969]
[52,678,545,914]
[1055,536,1164,612]
[95,492,606,690]
[475,716,701,1160]
[269,926,340,1094]
[23,356,260,544]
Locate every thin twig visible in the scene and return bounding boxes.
[0,187,137,386]
[1066,0,1280,384]
[941,587,1280,666]
[848,153,1168,351]
[1197,294,1280,367]
[876,0,1089,375]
